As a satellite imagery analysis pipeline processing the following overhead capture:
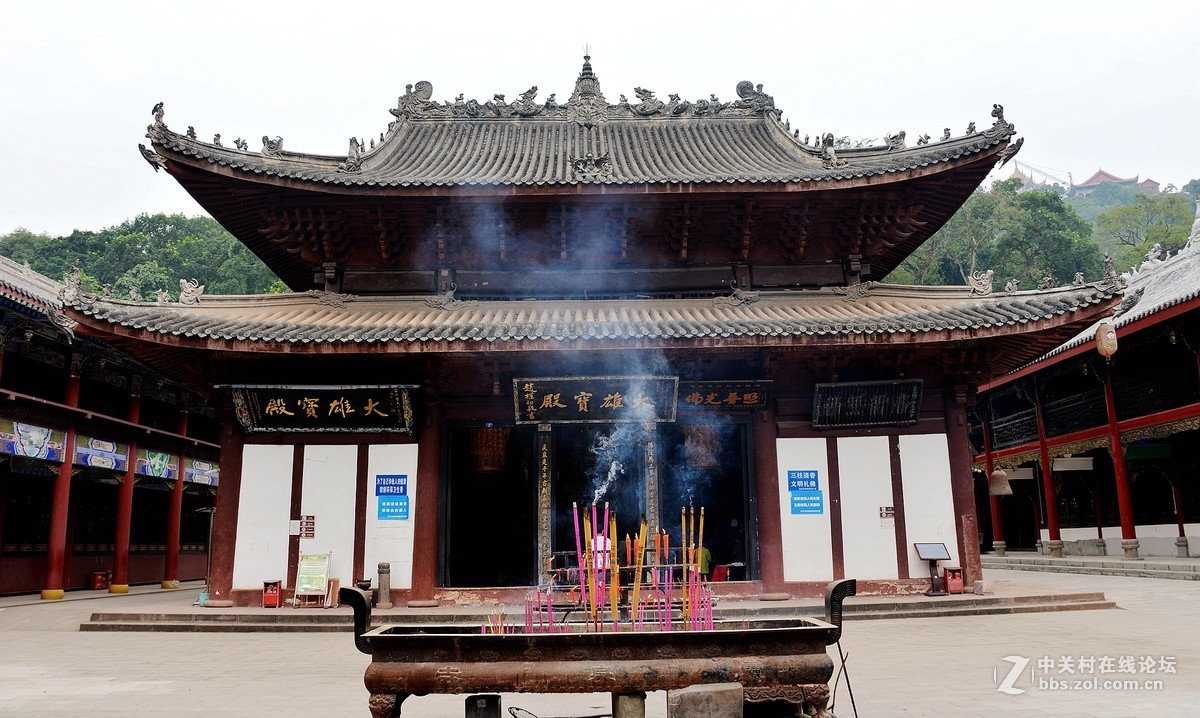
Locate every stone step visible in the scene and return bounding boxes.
[80,592,1114,632]
[983,558,1200,581]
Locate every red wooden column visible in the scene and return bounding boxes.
[1033,380,1062,557]
[981,413,1005,556]
[42,356,82,600]
[410,401,443,602]
[207,403,246,605]
[1103,363,1139,559]
[162,405,188,588]
[109,377,142,593]
[943,385,982,586]
[752,405,784,592]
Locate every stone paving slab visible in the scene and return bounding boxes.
[2,570,1196,717]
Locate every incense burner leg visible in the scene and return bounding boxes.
[744,684,830,717]
[367,692,408,717]
[799,683,831,717]
[612,691,647,718]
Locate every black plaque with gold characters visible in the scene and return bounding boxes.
[228,385,415,433]
[514,376,678,424]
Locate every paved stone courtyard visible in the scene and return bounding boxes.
[0,568,1196,717]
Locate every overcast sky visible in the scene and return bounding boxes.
[2,0,1196,237]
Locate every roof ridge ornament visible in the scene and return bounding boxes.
[305,290,358,308]
[712,281,761,308]
[967,269,994,296]
[139,143,167,172]
[178,278,205,305]
[821,133,848,169]
[337,137,366,174]
[567,54,608,128]
[832,281,878,302]
[570,152,613,180]
[261,136,284,158]
[1111,286,1144,317]
[423,284,478,311]
[998,137,1024,168]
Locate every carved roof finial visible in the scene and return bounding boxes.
[567,51,607,128]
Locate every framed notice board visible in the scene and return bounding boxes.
[295,553,331,596]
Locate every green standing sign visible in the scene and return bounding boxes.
[295,553,331,596]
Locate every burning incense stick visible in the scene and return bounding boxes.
[609,513,619,627]
[630,515,648,620]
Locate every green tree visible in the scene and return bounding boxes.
[1182,178,1200,201]
[890,178,1102,289]
[990,188,1102,289]
[1095,192,1193,269]
[0,213,280,294]
[1066,182,1139,224]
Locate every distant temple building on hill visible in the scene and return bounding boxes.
[1069,169,1160,196]
[1006,164,1160,196]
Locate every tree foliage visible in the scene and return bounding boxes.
[0,214,281,298]
[890,178,1103,289]
[1094,192,1194,270]
[1182,178,1200,200]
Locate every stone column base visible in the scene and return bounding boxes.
[992,540,1006,557]
[40,589,64,600]
[1121,538,1141,560]
[614,691,647,718]
[1176,536,1190,558]
[1047,540,1064,558]
[108,584,130,594]
[160,579,180,589]
[1095,538,1106,555]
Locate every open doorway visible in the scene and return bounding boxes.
[441,425,538,587]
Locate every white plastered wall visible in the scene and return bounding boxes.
[232,444,294,590]
[299,445,358,590]
[898,433,960,571]
[776,438,833,581]
[837,436,898,579]
[363,444,420,589]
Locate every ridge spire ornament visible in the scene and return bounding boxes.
[567,53,608,128]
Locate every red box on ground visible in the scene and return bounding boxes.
[944,566,964,594]
[262,580,282,608]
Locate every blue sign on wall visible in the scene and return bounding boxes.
[786,469,819,492]
[790,490,824,515]
[376,474,408,496]
[378,496,409,520]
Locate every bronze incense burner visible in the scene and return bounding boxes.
[341,579,855,717]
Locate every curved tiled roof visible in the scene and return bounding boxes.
[1039,234,1200,361]
[65,282,1118,351]
[0,255,62,312]
[144,57,1017,190]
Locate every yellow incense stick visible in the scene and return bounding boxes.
[610,514,619,625]
[583,512,597,626]
[631,515,648,619]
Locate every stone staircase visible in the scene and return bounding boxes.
[79,590,1114,632]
